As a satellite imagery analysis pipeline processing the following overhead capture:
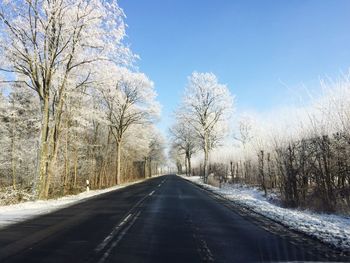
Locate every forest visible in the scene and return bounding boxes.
[0,0,166,203]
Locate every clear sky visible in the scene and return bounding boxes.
[119,0,350,134]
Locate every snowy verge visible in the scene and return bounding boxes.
[180,175,350,251]
[0,179,148,229]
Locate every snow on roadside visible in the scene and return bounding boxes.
[0,179,145,229]
[180,175,350,251]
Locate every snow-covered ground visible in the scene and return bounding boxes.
[0,179,146,229]
[181,175,350,251]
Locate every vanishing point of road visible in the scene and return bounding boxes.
[0,175,348,263]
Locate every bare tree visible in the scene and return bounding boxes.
[100,68,160,184]
[234,114,254,147]
[181,72,234,182]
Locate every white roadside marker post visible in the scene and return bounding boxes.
[86,180,90,192]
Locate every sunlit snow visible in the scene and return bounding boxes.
[0,180,144,229]
[182,175,350,251]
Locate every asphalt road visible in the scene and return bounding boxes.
[0,175,348,263]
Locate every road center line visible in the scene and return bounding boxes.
[98,211,141,263]
[95,213,133,253]
[118,214,132,227]
[95,185,156,255]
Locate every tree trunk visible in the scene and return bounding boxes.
[42,72,71,199]
[39,90,65,199]
[42,129,58,199]
[37,94,50,199]
[73,144,78,188]
[204,133,209,183]
[11,117,16,190]
[148,159,152,178]
[188,153,192,176]
[116,139,122,185]
[144,158,147,178]
[259,150,267,196]
[63,121,69,195]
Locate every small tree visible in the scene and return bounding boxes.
[147,133,166,177]
[169,144,184,174]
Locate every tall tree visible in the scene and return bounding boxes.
[99,66,160,184]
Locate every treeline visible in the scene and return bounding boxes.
[173,76,350,213]
[0,86,165,200]
[204,133,350,212]
[0,1,165,201]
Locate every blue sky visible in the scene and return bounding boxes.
[119,0,350,134]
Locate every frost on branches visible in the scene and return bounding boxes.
[96,64,161,184]
[194,75,350,214]
[175,72,235,182]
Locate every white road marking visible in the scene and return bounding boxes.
[118,214,132,227]
[95,213,133,253]
[95,186,157,256]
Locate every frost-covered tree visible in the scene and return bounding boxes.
[147,131,166,177]
[234,114,255,148]
[0,86,40,190]
[170,117,197,176]
[181,72,234,182]
[121,124,165,179]
[169,144,184,174]
[99,66,160,184]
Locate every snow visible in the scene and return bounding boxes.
[181,175,350,251]
[0,180,145,229]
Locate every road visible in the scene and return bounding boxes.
[0,175,348,263]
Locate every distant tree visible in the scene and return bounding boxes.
[169,144,184,174]
[234,114,254,148]
[146,131,166,177]
[181,72,234,182]
[170,118,197,176]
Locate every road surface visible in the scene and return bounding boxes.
[0,175,348,262]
